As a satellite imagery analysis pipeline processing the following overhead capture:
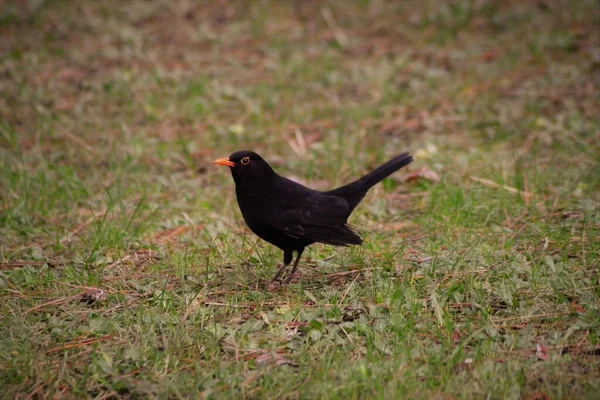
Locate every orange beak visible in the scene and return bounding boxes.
[213,157,236,167]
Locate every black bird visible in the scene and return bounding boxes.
[213,150,413,282]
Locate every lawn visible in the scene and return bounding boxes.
[1,1,599,398]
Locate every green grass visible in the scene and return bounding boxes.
[1,0,599,398]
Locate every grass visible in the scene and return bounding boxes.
[1,0,599,398]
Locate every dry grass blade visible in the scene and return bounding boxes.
[46,335,116,354]
[321,7,348,48]
[470,176,533,200]
[254,351,298,367]
[26,294,81,313]
[181,292,204,322]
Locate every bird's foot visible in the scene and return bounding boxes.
[268,270,301,288]
[268,280,283,291]
[284,273,300,284]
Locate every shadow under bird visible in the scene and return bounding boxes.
[213,150,413,283]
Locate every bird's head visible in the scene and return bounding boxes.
[213,150,276,186]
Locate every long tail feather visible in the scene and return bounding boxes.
[358,152,413,189]
[324,152,413,210]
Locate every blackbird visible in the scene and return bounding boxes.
[213,150,413,282]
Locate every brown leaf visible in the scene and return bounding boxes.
[451,329,462,344]
[481,50,497,63]
[536,340,549,361]
[403,168,440,183]
[255,352,297,367]
[524,391,551,400]
[570,301,584,313]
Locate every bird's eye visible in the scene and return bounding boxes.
[240,156,250,166]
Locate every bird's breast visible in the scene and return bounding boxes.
[235,186,269,220]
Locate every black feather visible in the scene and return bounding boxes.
[217,149,413,281]
[324,152,413,210]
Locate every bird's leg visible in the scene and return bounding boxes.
[272,250,293,282]
[272,263,288,282]
[285,248,304,283]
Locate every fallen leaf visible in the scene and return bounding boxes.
[452,329,462,344]
[536,340,549,361]
[403,168,440,183]
[524,391,551,400]
[481,50,497,63]
[255,352,298,367]
[569,301,584,313]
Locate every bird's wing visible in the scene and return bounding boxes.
[267,193,363,246]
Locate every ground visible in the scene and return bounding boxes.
[0,1,599,398]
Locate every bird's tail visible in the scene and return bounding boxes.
[324,152,413,210]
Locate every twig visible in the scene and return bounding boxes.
[0,261,48,270]
[26,294,81,313]
[204,301,255,309]
[575,330,590,349]
[60,130,98,154]
[470,176,533,200]
[46,334,115,354]
[338,273,360,306]
[493,311,570,323]
[152,225,189,243]
[327,268,374,281]
[105,250,159,270]
[181,291,205,322]
[26,380,46,400]
[60,283,115,294]
[102,295,149,316]
[287,129,308,157]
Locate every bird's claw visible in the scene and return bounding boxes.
[268,273,297,288]
[284,273,299,284]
